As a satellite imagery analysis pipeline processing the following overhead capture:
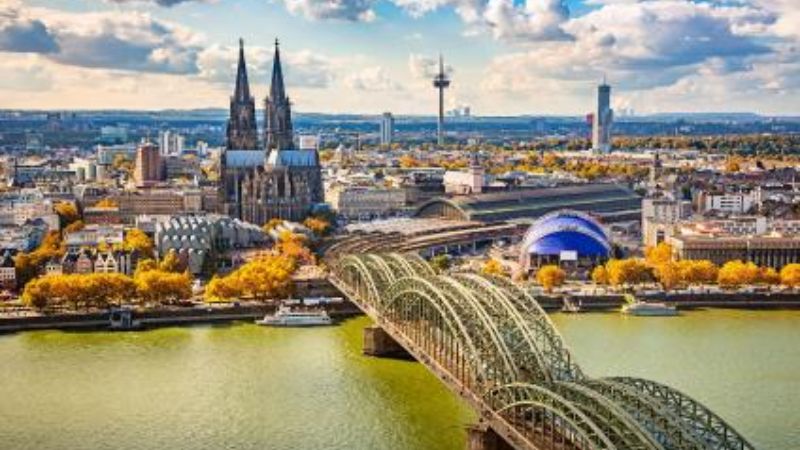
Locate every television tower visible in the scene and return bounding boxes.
[432,54,450,146]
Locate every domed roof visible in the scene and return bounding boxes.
[521,210,610,257]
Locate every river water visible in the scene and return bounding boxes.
[0,310,797,450]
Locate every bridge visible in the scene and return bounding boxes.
[327,252,755,450]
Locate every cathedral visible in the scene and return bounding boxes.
[219,39,323,224]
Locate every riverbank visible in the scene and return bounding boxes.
[0,302,362,334]
[2,285,799,333]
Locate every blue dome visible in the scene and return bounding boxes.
[521,210,610,258]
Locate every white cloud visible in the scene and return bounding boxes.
[344,66,403,91]
[280,0,377,22]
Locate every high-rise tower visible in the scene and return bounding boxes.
[226,38,258,150]
[592,81,613,153]
[432,55,450,146]
[264,39,294,151]
[380,112,394,146]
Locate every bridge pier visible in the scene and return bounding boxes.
[363,325,409,358]
[466,424,515,450]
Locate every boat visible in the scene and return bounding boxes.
[621,301,678,316]
[561,298,582,313]
[256,306,333,327]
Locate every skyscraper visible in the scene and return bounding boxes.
[432,55,450,146]
[226,39,258,150]
[264,39,294,151]
[592,82,613,153]
[380,112,394,146]
[134,142,163,186]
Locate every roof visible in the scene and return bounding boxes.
[225,150,263,168]
[521,210,611,257]
[266,149,317,167]
[415,183,641,223]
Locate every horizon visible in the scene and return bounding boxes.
[1,0,799,115]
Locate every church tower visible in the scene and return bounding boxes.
[226,38,258,150]
[264,39,294,151]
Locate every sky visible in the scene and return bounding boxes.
[0,0,798,115]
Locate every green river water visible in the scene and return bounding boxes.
[0,310,797,450]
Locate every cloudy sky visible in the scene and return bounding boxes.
[0,0,798,115]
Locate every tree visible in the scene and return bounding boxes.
[205,255,297,302]
[653,261,682,291]
[645,242,674,266]
[718,260,759,288]
[780,264,800,288]
[15,231,65,287]
[158,250,184,273]
[303,216,331,237]
[536,265,566,293]
[678,260,718,285]
[758,267,781,285]
[591,265,608,285]
[430,255,451,274]
[135,258,157,275]
[482,259,507,277]
[123,229,154,258]
[135,269,192,304]
[605,259,651,287]
[64,220,85,233]
[54,202,80,228]
[263,218,284,233]
[94,198,119,208]
[276,231,315,264]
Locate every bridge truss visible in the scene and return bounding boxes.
[329,253,755,450]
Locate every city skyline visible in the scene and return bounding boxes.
[0,0,798,115]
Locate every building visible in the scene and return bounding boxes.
[0,252,16,291]
[134,142,164,186]
[154,214,268,274]
[65,224,125,250]
[592,82,613,153]
[699,191,756,214]
[443,154,485,195]
[219,39,323,223]
[518,211,611,272]
[380,112,394,146]
[641,195,693,247]
[415,183,641,223]
[159,130,185,156]
[326,185,408,220]
[670,235,800,269]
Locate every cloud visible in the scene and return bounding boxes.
[0,5,204,74]
[409,53,453,79]
[482,0,572,41]
[105,0,206,6]
[344,66,403,91]
[482,0,775,95]
[0,8,59,53]
[279,0,377,21]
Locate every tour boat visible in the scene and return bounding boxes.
[561,298,582,313]
[256,306,333,327]
[621,301,678,317]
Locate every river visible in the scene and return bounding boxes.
[0,310,797,450]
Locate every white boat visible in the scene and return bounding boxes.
[621,301,678,317]
[256,306,333,327]
[561,298,582,313]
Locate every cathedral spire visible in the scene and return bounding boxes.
[234,38,251,103]
[265,37,294,151]
[270,38,287,104]
[226,38,258,150]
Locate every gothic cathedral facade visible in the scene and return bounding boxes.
[219,39,323,224]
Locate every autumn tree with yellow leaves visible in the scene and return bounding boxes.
[204,255,297,302]
[481,258,507,277]
[303,216,331,237]
[536,265,566,293]
[780,264,800,288]
[717,260,760,288]
[22,273,136,310]
[123,229,154,258]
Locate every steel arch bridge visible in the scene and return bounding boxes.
[328,253,755,450]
